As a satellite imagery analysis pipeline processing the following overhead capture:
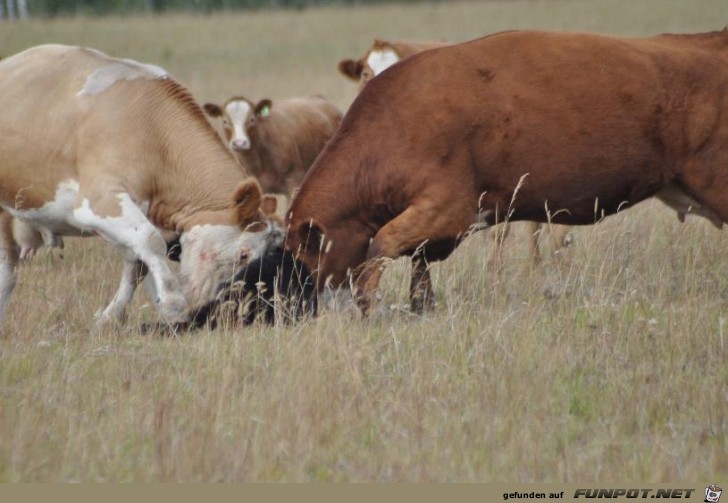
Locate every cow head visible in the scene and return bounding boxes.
[284,213,370,294]
[338,44,401,92]
[203,97,272,153]
[178,179,285,312]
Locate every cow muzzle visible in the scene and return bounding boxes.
[231,138,251,151]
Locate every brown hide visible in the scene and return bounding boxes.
[340,37,571,263]
[245,98,342,195]
[288,29,728,312]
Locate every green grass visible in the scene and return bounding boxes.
[1,0,728,482]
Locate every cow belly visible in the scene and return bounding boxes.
[476,126,670,225]
[10,214,87,237]
[1,179,88,237]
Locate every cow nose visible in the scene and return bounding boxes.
[231,138,250,151]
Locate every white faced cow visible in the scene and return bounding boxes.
[0,45,282,325]
[203,96,342,199]
[338,39,451,91]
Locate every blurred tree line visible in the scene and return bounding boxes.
[0,0,416,17]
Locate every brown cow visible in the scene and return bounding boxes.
[287,29,728,315]
[340,38,573,264]
[0,45,282,325]
[338,39,450,91]
[203,96,342,198]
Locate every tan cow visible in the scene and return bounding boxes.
[287,29,728,316]
[340,37,572,263]
[0,45,282,325]
[203,96,342,199]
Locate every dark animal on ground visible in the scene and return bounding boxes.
[142,247,315,334]
[188,247,316,329]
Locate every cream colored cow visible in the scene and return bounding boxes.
[0,45,282,325]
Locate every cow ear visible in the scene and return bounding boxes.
[255,99,272,118]
[232,179,262,226]
[203,103,223,118]
[261,194,278,216]
[338,59,363,80]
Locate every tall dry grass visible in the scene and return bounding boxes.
[1,0,727,482]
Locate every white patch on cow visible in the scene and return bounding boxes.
[73,193,152,250]
[179,221,278,310]
[225,100,253,150]
[73,192,188,324]
[77,60,168,96]
[5,180,85,236]
[366,48,401,76]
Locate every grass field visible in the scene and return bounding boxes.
[1,0,728,482]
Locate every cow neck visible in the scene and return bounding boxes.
[248,117,281,172]
[290,138,362,231]
[143,79,246,233]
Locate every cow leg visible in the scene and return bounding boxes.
[530,223,573,264]
[97,259,147,323]
[488,222,512,264]
[410,255,435,314]
[106,251,178,323]
[353,202,468,315]
[549,224,574,252]
[352,257,388,316]
[73,194,188,325]
[0,212,19,320]
[528,222,541,265]
[137,234,186,313]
